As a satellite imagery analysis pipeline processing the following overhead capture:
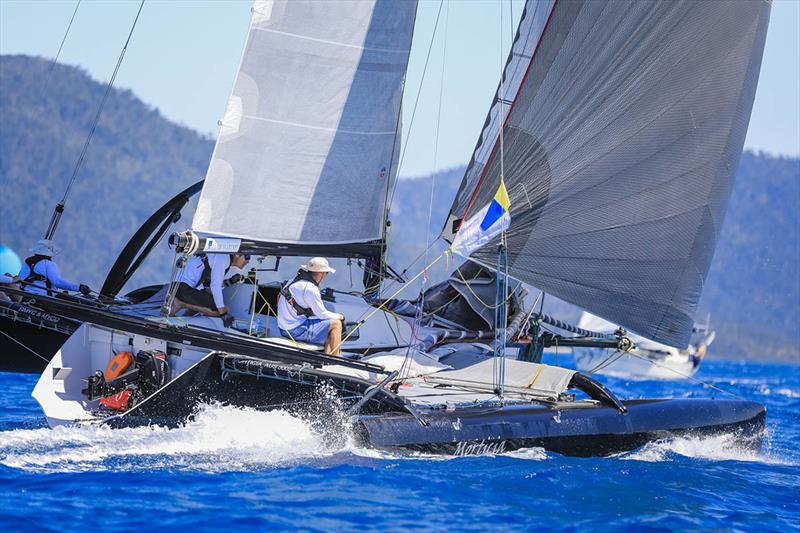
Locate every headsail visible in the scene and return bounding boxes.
[192,0,417,257]
[442,0,771,347]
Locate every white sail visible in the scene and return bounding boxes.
[192,0,417,256]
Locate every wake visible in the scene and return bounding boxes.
[0,403,349,473]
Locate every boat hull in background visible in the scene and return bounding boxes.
[573,348,701,380]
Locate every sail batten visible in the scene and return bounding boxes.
[192,0,417,255]
[443,0,770,347]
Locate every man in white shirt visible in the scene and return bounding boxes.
[172,252,249,317]
[277,257,344,355]
[19,239,91,297]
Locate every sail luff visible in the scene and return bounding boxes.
[442,0,557,241]
[459,0,559,229]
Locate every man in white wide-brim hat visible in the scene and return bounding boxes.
[277,257,345,355]
[18,239,91,297]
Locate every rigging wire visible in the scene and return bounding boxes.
[44,0,146,240]
[40,0,82,109]
[492,1,509,395]
[401,0,450,381]
[386,0,445,211]
[8,0,82,169]
[0,330,51,364]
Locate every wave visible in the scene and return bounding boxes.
[756,385,800,398]
[0,403,350,473]
[618,432,793,465]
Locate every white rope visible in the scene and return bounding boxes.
[0,330,51,364]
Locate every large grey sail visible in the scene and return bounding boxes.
[192,0,416,257]
[443,0,771,347]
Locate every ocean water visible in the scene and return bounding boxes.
[0,357,798,531]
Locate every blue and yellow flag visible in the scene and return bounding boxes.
[451,180,511,256]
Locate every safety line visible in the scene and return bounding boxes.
[333,252,447,354]
[0,330,51,364]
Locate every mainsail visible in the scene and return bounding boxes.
[443,0,771,347]
[192,0,417,257]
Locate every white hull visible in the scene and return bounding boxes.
[572,347,701,380]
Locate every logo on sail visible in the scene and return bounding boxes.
[450,179,511,256]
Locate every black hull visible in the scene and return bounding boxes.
[0,305,74,373]
[356,398,766,457]
[101,354,766,458]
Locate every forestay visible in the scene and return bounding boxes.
[442,0,771,347]
[192,0,416,257]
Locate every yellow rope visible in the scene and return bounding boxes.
[526,364,545,388]
[332,251,447,353]
[453,261,521,309]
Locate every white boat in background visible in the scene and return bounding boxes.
[573,312,716,380]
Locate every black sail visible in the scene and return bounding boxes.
[442,0,771,347]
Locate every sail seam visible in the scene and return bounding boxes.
[253,27,411,54]
[243,115,396,135]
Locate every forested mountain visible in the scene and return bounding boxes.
[0,55,212,289]
[1,55,797,360]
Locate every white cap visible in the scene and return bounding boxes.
[29,239,61,257]
[301,257,336,274]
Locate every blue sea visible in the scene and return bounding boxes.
[0,357,798,531]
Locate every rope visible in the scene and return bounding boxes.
[453,263,521,309]
[333,252,446,354]
[624,351,746,400]
[0,330,51,364]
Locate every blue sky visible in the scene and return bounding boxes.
[1,0,798,178]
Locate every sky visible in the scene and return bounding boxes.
[1,0,798,178]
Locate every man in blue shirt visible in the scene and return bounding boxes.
[19,240,91,297]
[171,252,249,317]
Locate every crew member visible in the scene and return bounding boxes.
[19,239,91,296]
[171,252,249,317]
[277,257,344,356]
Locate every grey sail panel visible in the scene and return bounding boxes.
[443,0,771,347]
[192,0,416,252]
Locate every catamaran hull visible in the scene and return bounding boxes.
[32,320,766,458]
[88,360,764,458]
[356,398,766,457]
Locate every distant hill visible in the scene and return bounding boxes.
[1,54,797,361]
[0,55,213,289]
